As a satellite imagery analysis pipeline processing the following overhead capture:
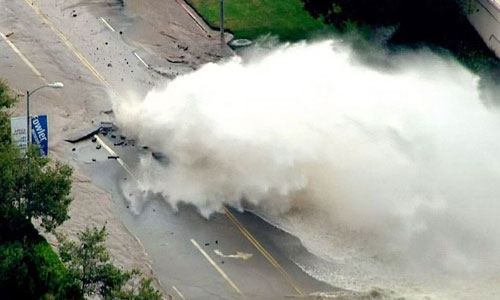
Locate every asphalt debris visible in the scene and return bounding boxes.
[177,44,188,51]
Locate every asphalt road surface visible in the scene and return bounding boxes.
[0,0,338,299]
[75,132,335,299]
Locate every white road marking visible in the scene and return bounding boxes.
[190,239,242,295]
[214,249,253,260]
[174,0,209,34]
[100,17,116,32]
[23,0,110,87]
[172,286,186,300]
[94,134,136,180]
[133,51,149,68]
[0,31,45,80]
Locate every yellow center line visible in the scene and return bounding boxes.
[22,1,304,296]
[223,207,305,296]
[23,0,110,88]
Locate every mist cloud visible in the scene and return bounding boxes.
[115,40,500,295]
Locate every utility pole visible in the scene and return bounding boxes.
[24,82,63,206]
[26,82,64,149]
[220,0,224,49]
[26,90,30,148]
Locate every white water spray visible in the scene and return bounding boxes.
[115,40,500,298]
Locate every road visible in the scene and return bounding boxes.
[0,0,337,299]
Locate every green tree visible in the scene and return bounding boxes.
[0,81,14,144]
[0,82,73,237]
[1,80,160,299]
[0,235,81,299]
[0,80,78,298]
[301,0,499,75]
[57,226,162,300]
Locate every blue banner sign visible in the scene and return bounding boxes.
[31,115,49,156]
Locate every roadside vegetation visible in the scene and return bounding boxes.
[187,0,326,40]
[0,80,161,299]
[188,0,498,78]
[302,0,499,76]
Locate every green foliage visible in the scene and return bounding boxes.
[58,226,161,300]
[1,81,73,235]
[0,146,73,234]
[1,80,160,299]
[0,85,73,233]
[301,0,499,74]
[110,278,163,300]
[187,0,326,40]
[27,155,73,232]
[0,80,15,145]
[0,235,81,299]
[0,79,78,298]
